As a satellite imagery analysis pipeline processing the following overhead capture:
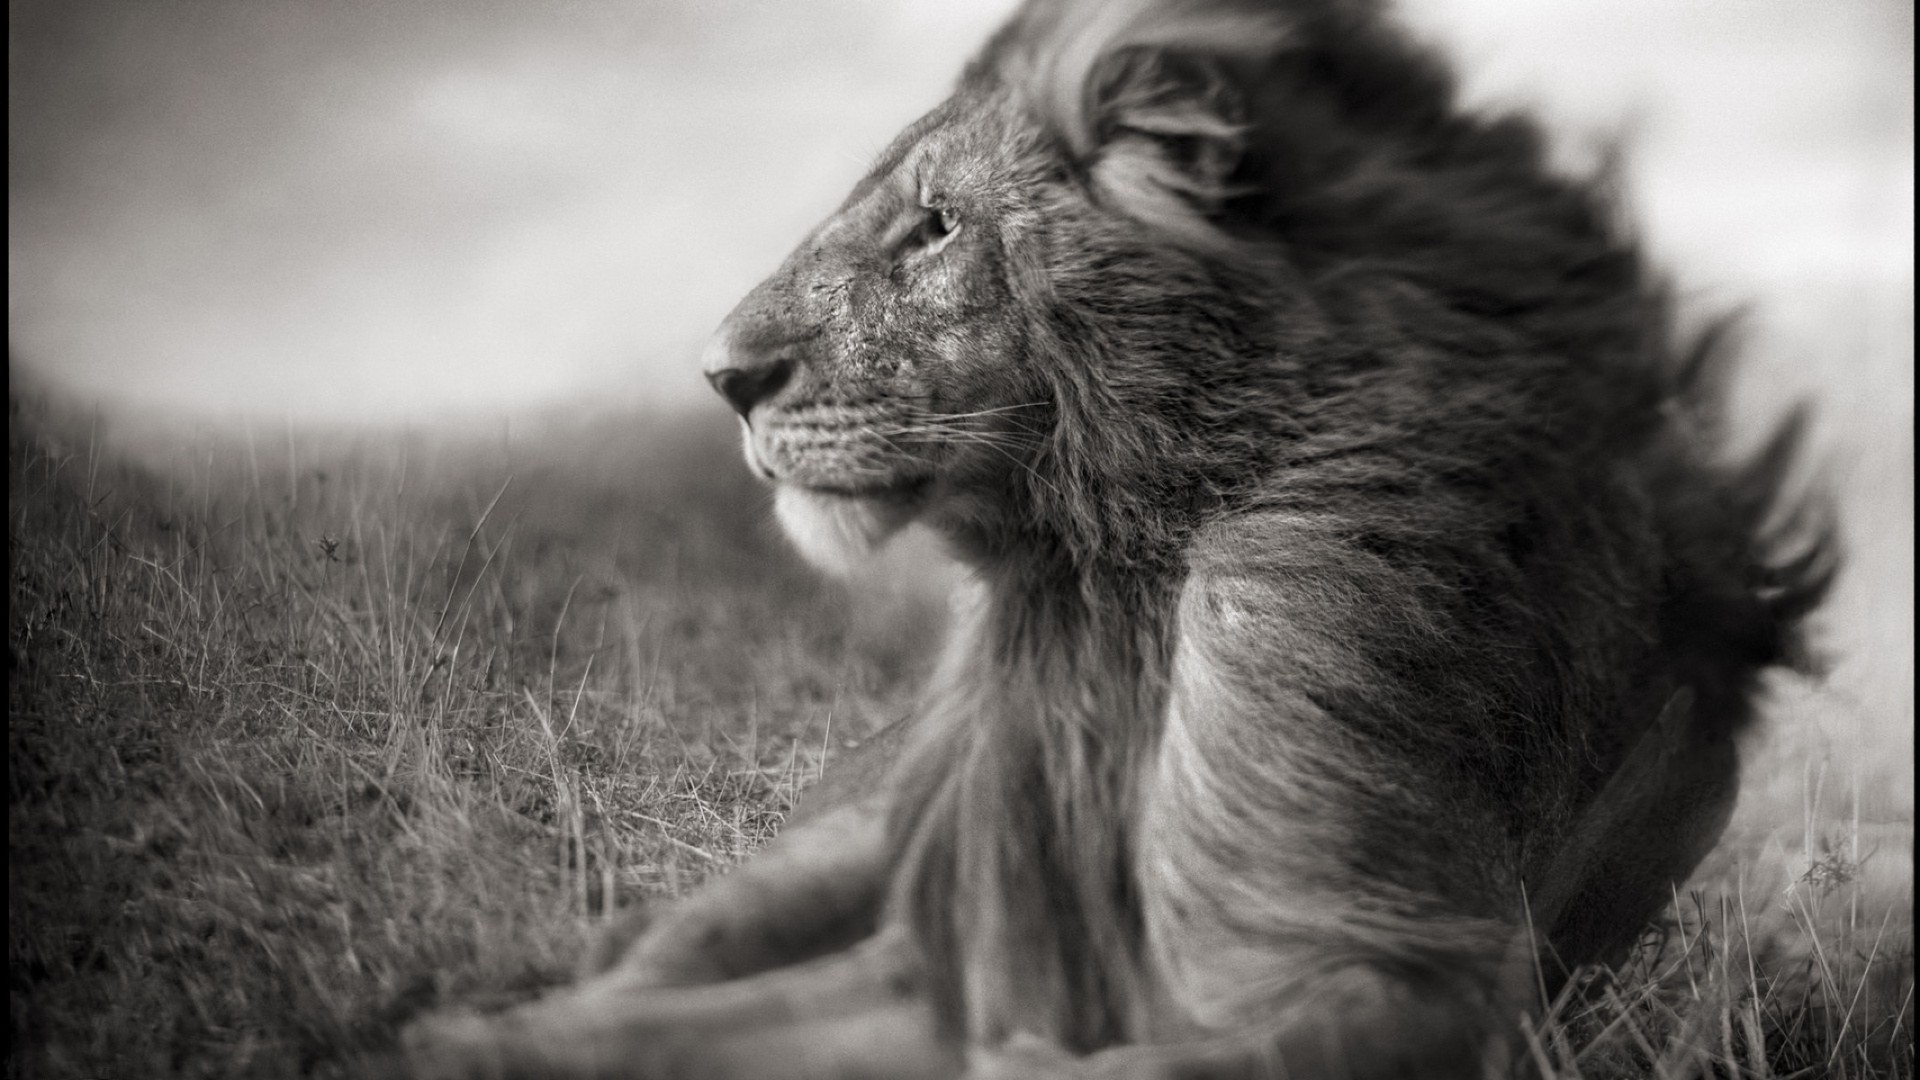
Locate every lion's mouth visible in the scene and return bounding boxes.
[740,423,934,504]
[742,439,934,503]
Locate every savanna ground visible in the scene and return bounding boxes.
[9,353,1912,1079]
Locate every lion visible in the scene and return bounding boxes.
[402,0,1834,1075]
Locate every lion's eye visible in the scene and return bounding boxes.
[920,206,961,255]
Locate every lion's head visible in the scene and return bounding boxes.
[698,93,1037,575]
[701,3,1299,576]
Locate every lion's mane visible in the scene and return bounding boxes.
[880,0,1833,1051]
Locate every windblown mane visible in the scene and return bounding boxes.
[882,0,1834,1053]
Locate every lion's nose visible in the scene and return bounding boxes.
[701,325,797,419]
[706,358,793,419]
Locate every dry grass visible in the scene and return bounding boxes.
[8,383,1910,1079]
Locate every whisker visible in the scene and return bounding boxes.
[884,413,1049,441]
[873,430,1036,456]
[874,427,1063,500]
[924,401,1050,421]
[895,402,1051,439]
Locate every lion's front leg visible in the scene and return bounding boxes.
[403,721,922,1079]
[587,796,890,987]
[406,928,961,1080]
[588,718,908,986]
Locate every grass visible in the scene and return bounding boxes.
[7,380,1911,1079]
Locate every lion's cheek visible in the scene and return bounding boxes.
[773,486,917,577]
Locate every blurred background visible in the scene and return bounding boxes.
[11,0,1908,421]
[9,0,1913,801]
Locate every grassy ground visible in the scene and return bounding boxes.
[8,381,1911,1079]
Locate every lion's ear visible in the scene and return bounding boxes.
[995,0,1286,248]
[1084,48,1254,245]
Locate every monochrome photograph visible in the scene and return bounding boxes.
[9,1,1911,1076]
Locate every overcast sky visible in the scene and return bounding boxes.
[8,0,1912,422]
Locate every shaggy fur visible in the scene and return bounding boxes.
[403,0,1833,1076]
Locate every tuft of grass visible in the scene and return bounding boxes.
[1522,825,1912,1079]
[7,388,1910,1078]
[8,391,934,1078]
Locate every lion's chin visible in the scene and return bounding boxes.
[773,484,925,578]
